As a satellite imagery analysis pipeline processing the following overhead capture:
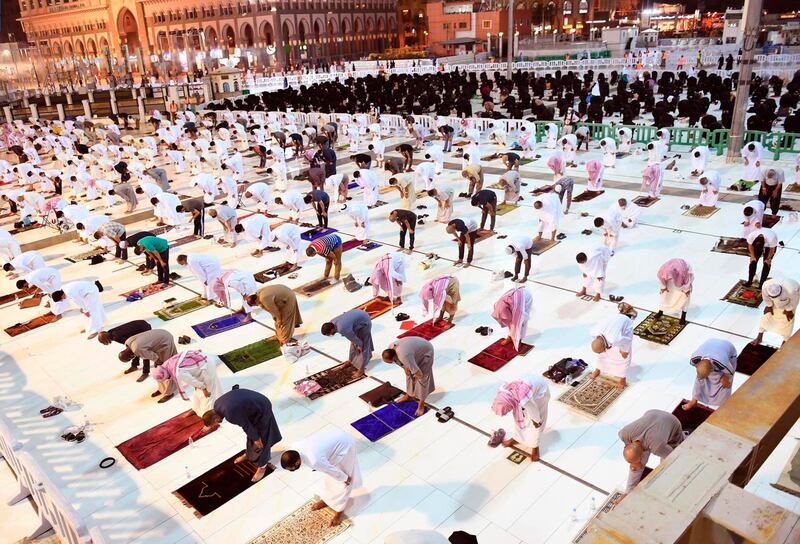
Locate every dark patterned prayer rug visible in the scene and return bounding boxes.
[9,223,43,235]
[0,286,38,305]
[65,247,107,263]
[117,409,217,470]
[149,225,173,236]
[359,382,404,408]
[572,492,626,543]
[120,282,172,299]
[633,196,659,207]
[357,241,381,252]
[173,451,271,518]
[369,200,388,209]
[518,158,534,166]
[248,500,351,544]
[558,375,624,419]
[219,338,282,373]
[192,312,252,338]
[468,340,534,372]
[712,237,749,256]
[154,297,212,321]
[683,205,719,218]
[531,239,559,255]
[496,203,519,216]
[295,278,337,298]
[572,190,605,202]
[786,183,800,193]
[722,280,762,308]
[453,140,470,147]
[770,442,800,498]
[487,182,505,190]
[4,312,60,336]
[531,185,553,195]
[351,401,427,442]
[169,235,200,248]
[300,226,337,242]
[480,153,501,162]
[671,400,714,434]
[736,343,777,376]
[293,362,365,400]
[633,313,687,345]
[254,264,301,283]
[398,319,454,341]
[355,297,399,319]
[762,214,781,228]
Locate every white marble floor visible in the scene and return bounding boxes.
[2,135,800,544]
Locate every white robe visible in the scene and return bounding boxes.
[293,429,362,513]
[590,313,634,378]
[187,254,222,301]
[240,215,273,251]
[270,223,302,265]
[759,278,800,340]
[355,169,379,207]
[62,280,106,336]
[560,135,577,163]
[740,142,764,182]
[617,128,632,153]
[509,374,550,450]
[26,267,69,315]
[579,245,612,295]
[742,199,765,238]
[699,171,721,207]
[533,193,561,236]
[691,146,709,174]
[344,202,370,241]
[600,138,617,168]
[659,270,694,314]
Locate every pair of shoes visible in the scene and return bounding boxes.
[609,294,624,302]
[169,272,181,280]
[581,229,592,235]
[395,312,410,321]
[416,205,428,209]
[497,234,507,239]
[487,429,506,447]
[417,220,425,225]
[503,271,514,279]
[61,429,86,443]
[40,405,63,418]
[580,212,589,217]
[475,326,493,336]
[557,233,567,240]
[178,335,191,345]
[436,406,454,423]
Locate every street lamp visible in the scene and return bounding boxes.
[487,32,491,55]
[499,31,504,58]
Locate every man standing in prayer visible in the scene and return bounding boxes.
[427,187,454,223]
[576,244,612,302]
[117,328,177,385]
[656,258,693,324]
[153,350,223,416]
[492,375,550,461]
[492,286,533,350]
[97,319,153,379]
[370,252,406,305]
[619,410,684,492]
[52,280,106,339]
[321,309,374,377]
[419,274,460,323]
[746,227,779,287]
[133,235,171,285]
[388,209,417,254]
[589,310,634,389]
[281,429,362,527]
[752,277,799,346]
[683,339,737,411]
[203,388,282,483]
[305,232,343,282]
[382,336,435,417]
[246,284,303,345]
[177,253,222,302]
[446,217,478,268]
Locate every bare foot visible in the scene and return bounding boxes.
[588,369,600,381]
[234,452,248,464]
[463,262,471,268]
[397,394,413,403]
[330,511,343,527]
[251,464,273,482]
[616,377,626,390]
[499,337,511,346]
[530,447,540,462]
[87,332,98,340]
[576,288,587,297]
[415,405,425,417]
[592,293,601,302]
[311,499,327,511]
[749,339,760,346]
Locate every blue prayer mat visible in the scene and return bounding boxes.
[191,312,251,338]
[351,401,427,442]
[300,227,338,242]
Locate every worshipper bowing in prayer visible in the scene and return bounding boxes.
[243,182,272,212]
[497,169,521,205]
[388,209,416,254]
[427,187,454,224]
[471,189,497,232]
[553,176,574,214]
[321,309,374,377]
[3,250,45,279]
[382,336,435,417]
[97,319,152,379]
[175,197,206,238]
[304,189,330,229]
[533,193,562,242]
[656,258,693,325]
[758,167,784,216]
[52,280,105,339]
[207,204,238,247]
[492,375,550,461]
[370,252,406,306]
[212,269,259,321]
[752,277,799,347]
[16,266,68,314]
[273,190,306,223]
[305,232,343,282]
[746,227,779,287]
[153,350,223,416]
[118,328,177,385]
[589,310,634,389]
[576,244,612,302]
[447,217,478,268]
[461,164,483,197]
[246,285,303,345]
[203,388,282,483]
[388,173,417,210]
[134,235,171,285]
[93,221,127,261]
[742,199,766,238]
[419,274,461,323]
[351,169,379,208]
[270,223,303,272]
[177,253,222,302]
[619,410,684,492]
[505,234,534,283]
[698,172,722,208]
[492,286,533,350]
[593,212,622,255]
[234,214,275,257]
[281,429,362,527]
[691,146,709,176]
[683,339,737,411]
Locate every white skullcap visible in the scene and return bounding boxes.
[767,283,782,297]
[504,245,515,255]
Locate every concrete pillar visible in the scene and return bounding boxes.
[110,89,118,115]
[82,99,92,119]
[87,90,94,102]
[44,94,52,107]
[56,103,66,122]
[22,94,29,107]
[137,96,147,125]
[201,76,213,103]
[3,106,13,124]
[65,93,73,105]
[29,104,39,121]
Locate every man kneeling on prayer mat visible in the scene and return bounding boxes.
[321,309,374,377]
[752,277,799,347]
[246,284,303,345]
[589,310,634,389]
[656,258,693,325]
[419,274,461,323]
[492,286,533,350]
[683,339,737,411]
[491,375,550,461]
[619,410,684,492]
[382,337,435,417]
[281,429,363,527]
[153,350,223,416]
[203,388,282,483]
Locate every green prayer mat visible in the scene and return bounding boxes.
[633,312,687,345]
[154,297,212,321]
[518,158,534,166]
[496,203,519,216]
[220,338,282,373]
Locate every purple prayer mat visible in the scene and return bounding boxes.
[351,414,394,442]
[191,312,251,338]
[300,227,338,241]
[351,401,426,442]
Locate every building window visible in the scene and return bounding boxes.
[458,22,467,29]
[443,23,449,29]
[482,20,491,29]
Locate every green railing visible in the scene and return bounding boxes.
[576,122,616,141]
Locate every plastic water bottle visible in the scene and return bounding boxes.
[184,465,191,479]
[589,496,597,512]
[457,352,463,365]
[570,507,579,523]
[188,436,194,448]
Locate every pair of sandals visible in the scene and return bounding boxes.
[178,335,191,345]
[581,229,593,235]
[609,294,625,303]
[395,312,410,321]
[40,405,63,418]
[487,429,506,448]
[475,326,494,336]
[150,390,175,404]
[436,406,454,423]
[61,426,86,443]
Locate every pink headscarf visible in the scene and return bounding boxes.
[641,164,662,194]
[303,148,317,163]
[547,154,563,176]
[492,380,533,428]
[43,197,63,214]
[419,275,450,322]
[586,160,603,187]
[657,258,691,288]
[153,350,207,400]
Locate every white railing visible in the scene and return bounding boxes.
[0,414,27,506]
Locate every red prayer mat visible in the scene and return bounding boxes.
[671,400,714,434]
[0,286,38,306]
[468,339,534,371]
[4,313,59,337]
[736,343,777,376]
[119,282,173,299]
[355,297,400,320]
[398,319,454,341]
[342,238,364,252]
[116,409,217,470]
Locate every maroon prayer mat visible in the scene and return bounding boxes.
[355,297,400,319]
[531,186,553,195]
[572,190,605,202]
[9,223,43,235]
[468,340,534,371]
[736,343,777,376]
[671,400,714,434]
[0,286,38,306]
[116,410,217,470]
[398,319,454,341]
[4,313,59,337]
[762,214,781,228]
[342,238,365,252]
[168,235,200,248]
[119,282,173,299]
[359,382,404,408]
[18,295,43,309]
[633,196,659,207]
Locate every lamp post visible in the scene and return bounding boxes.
[499,31,504,58]
[487,32,491,55]
[507,0,514,79]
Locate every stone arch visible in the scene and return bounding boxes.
[75,39,85,56]
[221,24,236,48]
[53,42,62,57]
[241,22,255,47]
[377,18,386,52]
[341,18,350,56]
[64,41,74,56]
[298,20,307,43]
[260,21,274,45]
[366,17,374,52]
[204,26,218,47]
[100,37,109,54]
[354,17,363,53]
[116,7,141,50]
[87,38,97,56]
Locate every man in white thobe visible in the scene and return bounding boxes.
[343,202,370,242]
[243,182,272,211]
[353,169,379,207]
[742,199,765,238]
[235,214,274,257]
[532,193,561,242]
[270,223,303,269]
[740,141,764,183]
[191,172,219,204]
[576,244,612,302]
[153,350,224,415]
[589,312,634,389]
[177,253,222,302]
[4,250,45,278]
[17,266,69,314]
[492,374,550,461]
[273,189,305,222]
[752,277,799,346]
[53,280,106,339]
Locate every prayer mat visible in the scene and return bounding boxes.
[19,295,43,309]
[357,241,381,252]
[531,185,553,195]
[633,313,687,345]
[379,185,395,195]
[453,140,470,147]
[116,409,217,470]
[173,451,270,518]
[488,182,505,190]
[712,237,749,256]
[474,229,495,244]
[736,343,777,376]
[518,158,534,166]
[191,312,251,338]
[219,337,282,373]
[169,235,200,248]
[786,183,800,193]
[300,226,337,242]
[149,225,172,236]
[633,196,659,207]
[572,190,605,203]
[255,264,302,283]
[154,297,212,321]
[468,340,534,372]
[507,451,527,465]
[351,401,427,442]
[65,247,107,263]
[294,173,310,181]
[398,319,454,341]
[558,375,624,419]
[770,442,800,498]
[9,223,43,235]
[496,203,519,216]
[347,181,359,190]
[762,214,781,228]
[369,200,388,209]
[359,381,404,408]
[295,278,337,298]
[355,297,399,319]
[5,312,60,337]
[341,238,363,252]
[248,500,351,544]
[722,280,762,308]
[572,492,626,544]
[480,153,501,162]
[531,239,559,255]
[671,400,714,434]
[0,286,38,306]
[683,205,719,218]
[293,362,365,400]
[120,282,172,299]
